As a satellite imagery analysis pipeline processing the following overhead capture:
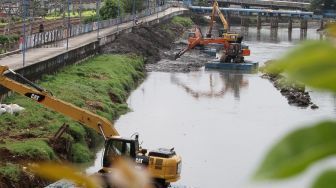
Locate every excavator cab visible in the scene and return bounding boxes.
[102,135,182,187]
[102,137,139,167]
[188,32,196,38]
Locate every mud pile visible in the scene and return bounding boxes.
[146,43,211,72]
[102,18,215,72]
[102,21,185,64]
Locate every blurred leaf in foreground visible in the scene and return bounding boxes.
[312,169,336,188]
[254,121,336,180]
[28,158,151,188]
[265,40,336,92]
[326,24,336,37]
[28,162,98,188]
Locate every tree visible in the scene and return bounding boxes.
[123,0,144,13]
[99,0,123,20]
[310,0,336,13]
[195,0,208,6]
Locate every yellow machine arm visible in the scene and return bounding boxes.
[0,66,118,139]
[206,0,229,38]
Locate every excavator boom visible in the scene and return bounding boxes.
[0,66,118,139]
[206,0,229,38]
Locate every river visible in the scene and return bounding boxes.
[86,26,336,188]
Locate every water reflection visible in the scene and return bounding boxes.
[170,71,249,100]
[257,29,261,41]
[270,28,279,42]
[288,30,292,42]
[334,95,336,114]
[241,26,249,38]
[300,29,308,40]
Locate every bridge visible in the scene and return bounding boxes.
[217,0,310,10]
[189,5,324,31]
[184,0,311,10]
[189,6,317,19]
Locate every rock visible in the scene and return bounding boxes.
[10,104,25,113]
[311,104,319,109]
[261,73,317,109]
[0,108,6,114]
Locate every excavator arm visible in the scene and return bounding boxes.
[175,27,203,59]
[0,66,118,139]
[174,36,201,60]
[206,0,229,38]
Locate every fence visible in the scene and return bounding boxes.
[0,4,171,55]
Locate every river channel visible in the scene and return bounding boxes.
[86,26,336,188]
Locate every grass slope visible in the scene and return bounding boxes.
[0,54,145,181]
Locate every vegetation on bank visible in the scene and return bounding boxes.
[0,35,19,46]
[0,163,20,182]
[158,16,193,37]
[45,10,97,20]
[171,16,194,28]
[0,54,145,181]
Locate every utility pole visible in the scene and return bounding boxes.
[96,0,100,40]
[66,0,71,50]
[79,0,82,24]
[132,0,136,26]
[22,0,29,67]
[117,0,120,32]
[147,0,150,16]
[157,0,159,19]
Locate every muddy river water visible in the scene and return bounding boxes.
[87,27,336,188]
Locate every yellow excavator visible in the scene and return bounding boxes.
[206,0,240,41]
[0,65,181,188]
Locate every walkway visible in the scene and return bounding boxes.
[0,7,186,70]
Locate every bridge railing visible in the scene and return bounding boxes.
[1,4,172,55]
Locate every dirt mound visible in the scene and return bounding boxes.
[146,45,212,72]
[102,21,185,64]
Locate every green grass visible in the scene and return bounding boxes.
[71,143,94,163]
[0,163,20,182]
[1,140,56,161]
[171,16,194,28]
[0,54,145,163]
[45,10,96,20]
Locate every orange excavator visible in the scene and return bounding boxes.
[175,0,250,63]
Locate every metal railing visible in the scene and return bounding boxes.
[0,4,171,55]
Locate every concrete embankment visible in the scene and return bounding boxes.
[0,14,192,187]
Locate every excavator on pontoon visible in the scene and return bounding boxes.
[175,0,250,64]
[0,65,181,188]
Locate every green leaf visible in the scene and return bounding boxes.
[326,24,336,37]
[312,169,336,188]
[265,40,336,93]
[254,121,336,180]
